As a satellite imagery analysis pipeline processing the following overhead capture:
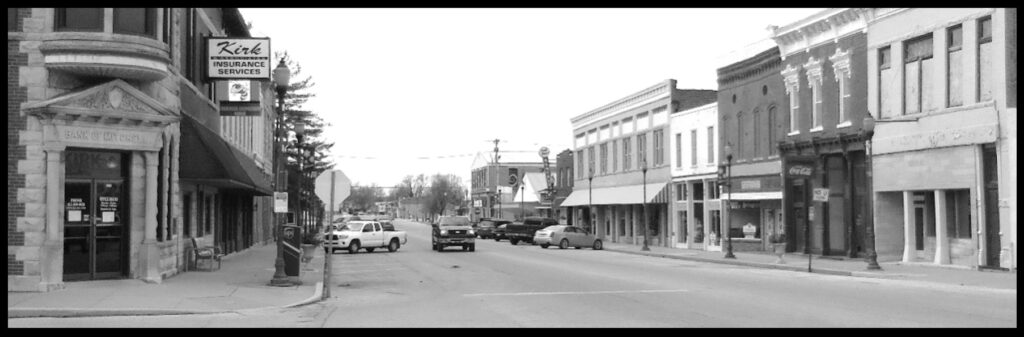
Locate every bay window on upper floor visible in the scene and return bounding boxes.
[55,8,160,38]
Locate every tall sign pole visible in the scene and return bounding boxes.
[324,171,335,300]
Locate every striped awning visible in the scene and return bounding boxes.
[559,183,668,207]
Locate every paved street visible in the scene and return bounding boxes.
[9,219,1015,328]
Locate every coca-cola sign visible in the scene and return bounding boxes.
[787,164,813,177]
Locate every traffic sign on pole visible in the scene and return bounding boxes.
[315,170,351,212]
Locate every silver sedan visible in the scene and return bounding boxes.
[533,225,603,250]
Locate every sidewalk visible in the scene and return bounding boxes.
[600,240,1017,292]
[8,242,325,318]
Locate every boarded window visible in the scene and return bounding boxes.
[948,25,964,107]
[879,47,899,118]
[904,34,934,114]
[978,16,993,101]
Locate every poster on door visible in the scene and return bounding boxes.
[66,197,87,222]
[99,196,119,223]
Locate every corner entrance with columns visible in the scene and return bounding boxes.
[14,80,179,291]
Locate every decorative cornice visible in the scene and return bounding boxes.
[781,63,802,94]
[570,80,674,126]
[803,56,824,86]
[829,47,852,80]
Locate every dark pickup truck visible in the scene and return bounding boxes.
[505,217,559,245]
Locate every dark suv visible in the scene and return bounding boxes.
[505,217,559,245]
[474,218,512,239]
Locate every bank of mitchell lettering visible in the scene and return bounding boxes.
[63,127,146,145]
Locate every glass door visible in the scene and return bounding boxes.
[63,179,126,281]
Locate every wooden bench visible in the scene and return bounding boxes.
[190,237,223,271]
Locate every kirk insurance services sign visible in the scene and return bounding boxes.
[207,37,271,80]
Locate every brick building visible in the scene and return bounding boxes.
[715,43,788,253]
[552,149,574,225]
[469,151,543,222]
[8,8,275,291]
[771,8,873,257]
[865,8,1016,270]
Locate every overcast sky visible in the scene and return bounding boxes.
[240,8,823,188]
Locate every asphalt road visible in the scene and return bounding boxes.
[9,219,1016,327]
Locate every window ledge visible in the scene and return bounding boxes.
[787,130,801,136]
[809,126,824,133]
[836,121,853,128]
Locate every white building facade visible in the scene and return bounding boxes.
[668,103,722,250]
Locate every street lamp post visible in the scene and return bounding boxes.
[724,144,735,259]
[641,158,650,251]
[270,59,292,287]
[295,121,306,234]
[862,116,882,270]
[588,167,593,233]
[520,185,525,220]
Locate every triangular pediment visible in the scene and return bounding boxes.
[24,79,177,121]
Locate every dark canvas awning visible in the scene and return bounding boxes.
[179,113,273,195]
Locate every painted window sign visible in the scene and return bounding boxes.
[207,37,272,80]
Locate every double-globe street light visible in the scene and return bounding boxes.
[270,59,292,286]
[641,158,649,251]
[723,144,735,259]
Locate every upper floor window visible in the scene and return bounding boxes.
[55,8,104,32]
[781,64,801,133]
[113,8,157,37]
[599,143,608,175]
[576,150,584,178]
[736,112,744,159]
[587,146,596,177]
[947,25,964,107]
[804,56,824,129]
[653,129,664,166]
[707,126,715,164]
[637,133,647,168]
[622,137,632,171]
[767,107,778,156]
[878,46,898,118]
[904,34,935,114]
[612,139,618,173]
[978,16,993,101]
[675,133,682,168]
[830,48,852,125]
[690,129,698,167]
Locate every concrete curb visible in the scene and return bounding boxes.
[283,281,324,308]
[604,247,855,277]
[7,308,228,319]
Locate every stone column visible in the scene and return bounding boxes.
[40,146,65,291]
[903,191,916,262]
[141,151,161,283]
[934,190,950,265]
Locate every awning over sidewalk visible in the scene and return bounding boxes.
[179,114,273,195]
[559,183,668,207]
[721,191,782,200]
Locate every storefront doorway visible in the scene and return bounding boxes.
[63,150,129,281]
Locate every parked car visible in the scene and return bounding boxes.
[505,217,559,245]
[533,225,603,250]
[325,221,407,254]
[432,216,475,252]
[475,218,512,239]
[493,224,509,242]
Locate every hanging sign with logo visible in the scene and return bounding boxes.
[219,80,262,116]
[786,163,814,178]
[207,37,271,80]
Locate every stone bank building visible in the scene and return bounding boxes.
[9,8,277,291]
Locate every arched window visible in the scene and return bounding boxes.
[736,111,743,160]
[753,109,761,158]
[768,106,778,156]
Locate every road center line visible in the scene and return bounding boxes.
[463,289,689,297]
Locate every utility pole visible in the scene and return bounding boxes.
[492,138,502,220]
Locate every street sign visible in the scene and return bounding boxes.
[315,170,351,211]
[274,192,288,213]
[813,188,830,202]
[508,174,519,186]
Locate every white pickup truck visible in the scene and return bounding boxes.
[325,220,408,254]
